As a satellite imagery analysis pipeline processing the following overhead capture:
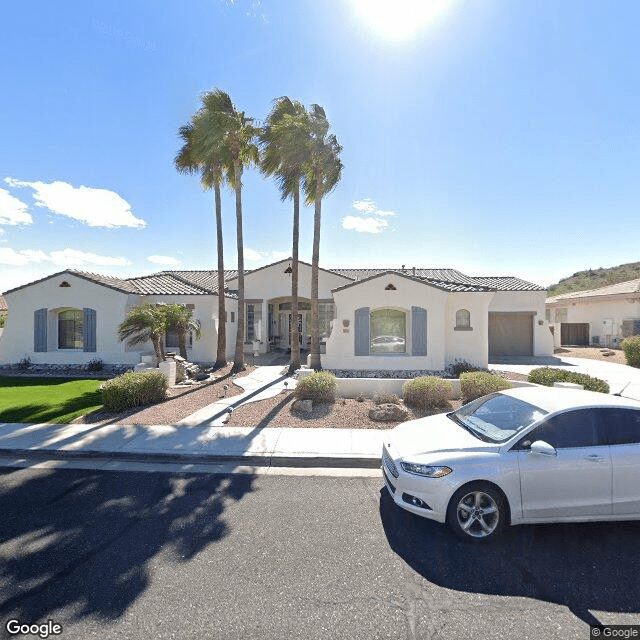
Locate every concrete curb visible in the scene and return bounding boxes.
[6,448,381,469]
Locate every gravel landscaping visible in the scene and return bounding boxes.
[554,346,627,365]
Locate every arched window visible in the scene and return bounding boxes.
[370,308,406,354]
[455,309,471,330]
[58,309,84,349]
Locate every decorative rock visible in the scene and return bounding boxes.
[194,371,208,381]
[368,403,410,422]
[291,399,313,414]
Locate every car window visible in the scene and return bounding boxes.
[517,409,599,449]
[597,408,640,446]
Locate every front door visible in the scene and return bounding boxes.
[279,311,308,349]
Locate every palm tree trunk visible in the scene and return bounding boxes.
[232,161,246,373]
[214,181,227,368]
[289,185,301,374]
[178,328,188,361]
[151,334,163,362]
[309,171,323,370]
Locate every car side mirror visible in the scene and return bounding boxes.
[530,440,557,457]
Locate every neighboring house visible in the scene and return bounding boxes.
[0,259,553,369]
[546,279,640,348]
[0,295,7,339]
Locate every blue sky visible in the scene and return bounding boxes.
[1,0,639,294]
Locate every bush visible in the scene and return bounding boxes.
[86,357,104,372]
[402,376,453,409]
[527,367,609,393]
[102,370,168,412]
[372,392,401,405]
[460,372,512,403]
[0,313,6,328]
[621,336,640,368]
[447,359,482,378]
[294,371,337,403]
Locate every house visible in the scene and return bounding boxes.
[0,259,553,370]
[546,279,640,348]
[0,296,7,313]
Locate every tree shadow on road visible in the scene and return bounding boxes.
[0,461,257,624]
[379,488,640,627]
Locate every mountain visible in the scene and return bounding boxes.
[546,261,640,297]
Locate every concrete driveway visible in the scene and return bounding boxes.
[489,356,640,400]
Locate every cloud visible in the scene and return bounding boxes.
[341,216,389,234]
[0,188,33,226]
[244,247,264,261]
[147,255,181,266]
[0,247,131,267]
[375,210,397,217]
[5,178,146,228]
[352,198,377,214]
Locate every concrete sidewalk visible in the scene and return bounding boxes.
[0,421,385,470]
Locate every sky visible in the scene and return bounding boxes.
[1,0,639,294]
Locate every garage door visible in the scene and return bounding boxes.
[488,313,534,357]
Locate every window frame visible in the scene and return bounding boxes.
[57,308,84,350]
[454,308,472,331]
[369,307,407,355]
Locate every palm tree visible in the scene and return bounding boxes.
[303,105,343,370]
[175,121,231,369]
[163,304,202,360]
[260,97,308,373]
[118,303,168,362]
[192,89,260,373]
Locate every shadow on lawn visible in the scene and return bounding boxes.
[379,488,640,627]
[0,444,260,623]
[0,390,102,424]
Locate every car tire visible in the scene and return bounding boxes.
[446,482,508,542]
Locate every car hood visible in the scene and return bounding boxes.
[387,413,499,459]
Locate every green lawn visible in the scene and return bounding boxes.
[0,377,103,424]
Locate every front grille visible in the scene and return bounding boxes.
[382,445,399,478]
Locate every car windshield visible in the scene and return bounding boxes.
[449,393,548,443]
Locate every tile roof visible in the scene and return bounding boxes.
[546,278,640,303]
[332,270,496,293]
[0,295,7,311]
[2,262,544,297]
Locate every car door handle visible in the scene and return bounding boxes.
[585,455,605,462]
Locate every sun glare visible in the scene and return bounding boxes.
[353,0,452,41]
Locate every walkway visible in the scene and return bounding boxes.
[177,365,299,427]
[489,356,640,400]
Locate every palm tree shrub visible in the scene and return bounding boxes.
[260,97,308,373]
[191,89,260,373]
[162,304,202,361]
[102,370,168,412]
[175,118,232,369]
[118,303,168,362]
[402,376,453,409]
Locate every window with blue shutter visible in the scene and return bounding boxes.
[34,308,48,352]
[83,308,96,352]
[354,307,370,356]
[411,306,427,356]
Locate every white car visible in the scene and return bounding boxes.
[382,386,640,541]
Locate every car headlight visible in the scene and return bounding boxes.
[400,462,452,477]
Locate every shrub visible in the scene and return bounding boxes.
[460,372,512,403]
[17,356,31,371]
[86,357,104,372]
[0,313,6,328]
[621,336,640,368]
[447,359,482,378]
[102,370,168,412]
[527,367,609,393]
[294,371,337,403]
[402,376,453,409]
[372,392,401,405]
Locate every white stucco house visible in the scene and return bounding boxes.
[0,258,553,370]
[546,279,640,348]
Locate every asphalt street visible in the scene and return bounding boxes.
[0,466,638,640]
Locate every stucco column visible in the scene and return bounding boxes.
[261,299,269,353]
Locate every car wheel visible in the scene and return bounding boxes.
[446,482,507,542]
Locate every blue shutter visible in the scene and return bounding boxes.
[411,306,427,356]
[34,308,48,352]
[354,307,370,356]
[83,308,97,352]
